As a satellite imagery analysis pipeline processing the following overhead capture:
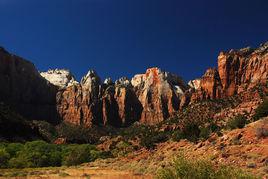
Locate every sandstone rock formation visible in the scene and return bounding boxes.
[55,67,187,126]
[56,70,102,127]
[102,77,142,127]
[188,43,268,104]
[0,47,59,123]
[0,41,267,128]
[131,67,188,124]
[40,69,78,88]
[217,46,268,96]
[188,79,201,90]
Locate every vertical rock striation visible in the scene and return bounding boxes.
[131,67,188,124]
[0,41,267,127]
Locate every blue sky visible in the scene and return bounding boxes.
[0,0,268,82]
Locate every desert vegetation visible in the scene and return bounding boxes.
[253,98,268,121]
[0,140,108,169]
[157,154,255,179]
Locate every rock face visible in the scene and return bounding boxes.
[131,67,188,124]
[0,47,59,123]
[56,72,142,127]
[188,79,201,90]
[43,42,268,127]
[0,42,267,128]
[102,77,142,127]
[188,43,268,104]
[40,69,78,88]
[56,70,102,127]
[217,46,268,96]
[55,67,187,126]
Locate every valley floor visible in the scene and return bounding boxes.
[0,167,152,179]
[0,117,267,179]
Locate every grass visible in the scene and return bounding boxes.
[156,154,256,179]
[58,172,70,177]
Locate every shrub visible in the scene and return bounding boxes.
[255,125,268,139]
[256,128,268,138]
[8,155,29,168]
[22,140,62,167]
[90,150,109,160]
[56,122,97,144]
[62,144,96,166]
[111,141,134,157]
[140,131,169,149]
[5,143,23,158]
[171,130,184,142]
[0,149,10,168]
[0,141,105,169]
[253,99,268,121]
[171,123,199,142]
[156,154,254,179]
[226,115,247,130]
[199,127,211,140]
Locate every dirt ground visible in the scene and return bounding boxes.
[0,167,152,179]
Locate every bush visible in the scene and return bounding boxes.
[0,149,10,168]
[111,141,134,157]
[255,119,268,139]
[22,140,62,167]
[8,155,29,168]
[56,122,97,144]
[226,115,247,130]
[199,127,211,140]
[156,154,254,179]
[171,131,184,142]
[174,121,201,142]
[0,141,105,169]
[183,123,200,141]
[5,143,23,158]
[253,99,268,121]
[256,128,268,139]
[140,131,169,149]
[62,144,97,166]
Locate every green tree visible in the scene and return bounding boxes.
[62,144,95,166]
[5,143,23,158]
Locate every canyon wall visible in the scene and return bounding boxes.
[0,47,59,123]
[0,42,267,127]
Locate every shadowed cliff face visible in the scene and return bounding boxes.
[0,47,59,123]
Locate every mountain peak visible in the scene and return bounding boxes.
[40,69,78,88]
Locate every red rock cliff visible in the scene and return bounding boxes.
[188,43,268,104]
[131,67,188,125]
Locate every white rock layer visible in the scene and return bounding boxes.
[40,69,78,88]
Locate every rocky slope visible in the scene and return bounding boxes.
[89,117,268,177]
[0,102,42,142]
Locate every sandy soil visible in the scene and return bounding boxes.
[0,167,152,179]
